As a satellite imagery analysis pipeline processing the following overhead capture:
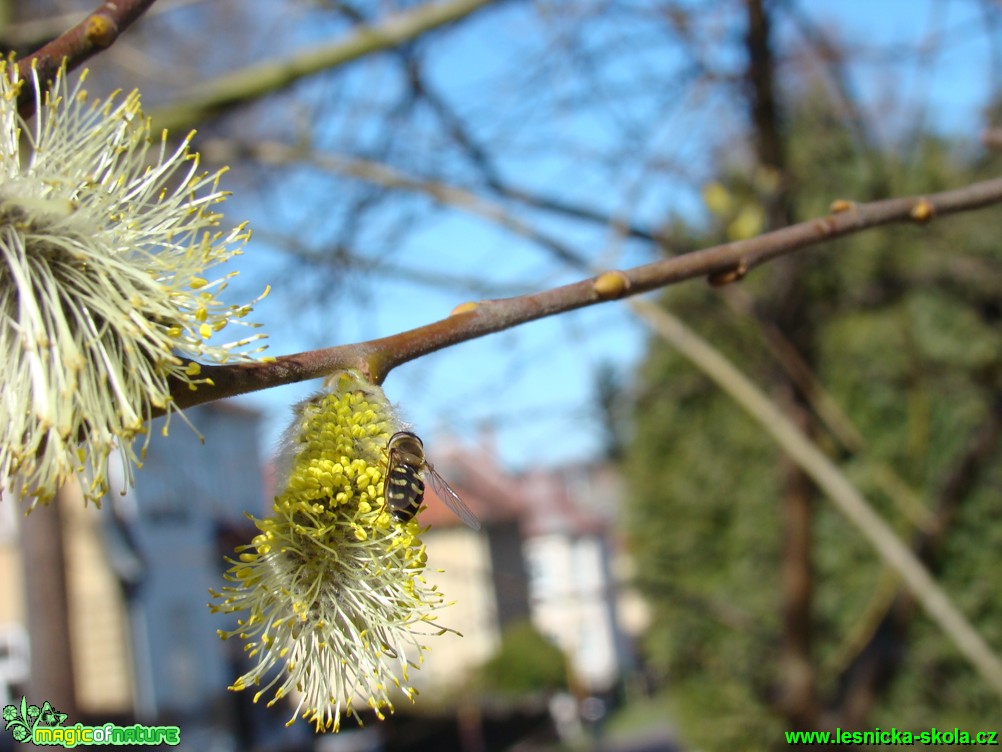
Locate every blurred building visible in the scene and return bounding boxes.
[520,461,630,693]
[120,401,282,748]
[0,402,296,750]
[0,413,644,749]
[0,447,138,722]
[409,434,531,695]
[0,489,28,711]
[415,434,640,698]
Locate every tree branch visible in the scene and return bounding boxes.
[984,128,1002,151]
[147,0,499,134]
[16,0,159,118]
[744,0,819,728]
[201,139,592,268]
[170,173,1002,408]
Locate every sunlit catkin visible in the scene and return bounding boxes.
[211,371,451,732]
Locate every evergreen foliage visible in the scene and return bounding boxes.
[625,91,1002,748]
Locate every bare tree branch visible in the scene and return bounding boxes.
[168,173,1002,407]
[253,227,526,298]
[392,40,678,247]
[147,0,500,133]
[202,139,592,268]
[16,0,159,118]
[743,0,822,729]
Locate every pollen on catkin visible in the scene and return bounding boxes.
[210,370,451,732]
[0,61,267,506]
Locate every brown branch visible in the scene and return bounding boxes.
[169,174,1002,409]
[983,128,1002,151]
[15,0,159,118]
[745,0,822,730]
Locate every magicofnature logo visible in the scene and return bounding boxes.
[2,696,180,746]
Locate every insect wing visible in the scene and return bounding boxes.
[424,463,481,531]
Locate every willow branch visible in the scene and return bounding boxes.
[147,0,499,134]
[170,174,1002,408]
[16,0,159,118]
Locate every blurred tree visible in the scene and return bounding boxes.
[626,78,1002,752]
[478,620,568,698]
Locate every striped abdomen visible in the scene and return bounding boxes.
[385,459,425,523]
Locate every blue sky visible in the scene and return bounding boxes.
[212,0,1000,472]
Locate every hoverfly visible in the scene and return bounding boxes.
[383,431,481,531]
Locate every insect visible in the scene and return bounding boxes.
[383,431,481,531]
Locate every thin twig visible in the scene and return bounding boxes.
[201,139,591,268]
